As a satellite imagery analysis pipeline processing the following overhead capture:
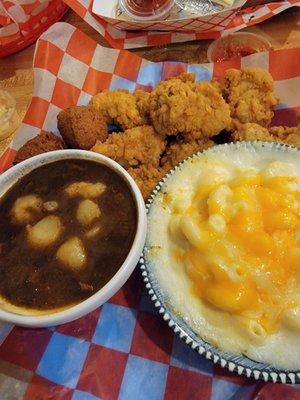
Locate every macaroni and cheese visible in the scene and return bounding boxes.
[146,143,300,369]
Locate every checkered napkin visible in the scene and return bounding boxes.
[63,0,300,49]
[0,21,300,399]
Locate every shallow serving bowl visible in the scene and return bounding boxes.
[0,150,147,327]
[140,141,300,384]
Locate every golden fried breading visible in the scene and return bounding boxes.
[134,90,150,124]
[127,164,166,200]
[270,125,300,147]
[161,138,214,171]
[231,122,274,142]
[92,136,124,165]
[92,125,166,168]
[14,132,65,164]
[170,72,196,83]
[57,106,108,150]
[231,122,300,147]
[89,89,147,130]
[149,75,231,139]
[223,68,278,126]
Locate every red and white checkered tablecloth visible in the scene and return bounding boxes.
[64,0,300,49]
[0,22,300,400]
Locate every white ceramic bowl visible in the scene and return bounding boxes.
[0,150,147,327]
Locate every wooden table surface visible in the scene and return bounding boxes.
[0,6,300,146]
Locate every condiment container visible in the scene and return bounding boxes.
[207,32,272,62]
[119,0,174,21]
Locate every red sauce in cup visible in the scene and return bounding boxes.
[207,33,272,63]
[213,44,258,62]
[121,0,174,19]
[127,0,170,13]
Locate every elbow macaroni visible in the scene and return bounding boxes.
[282,307,300,331]
[168,158,300,343]
[238,317,268,343]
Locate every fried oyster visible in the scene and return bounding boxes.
[89,89,149,130]
[223,67,278,127]
[92,125,166,169]
[161,138,214,171]
[127,164,167,200]
[149,73,231,139]
[231,121,300,147]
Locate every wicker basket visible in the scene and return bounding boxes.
[0,0,68,57]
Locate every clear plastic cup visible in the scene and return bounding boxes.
[207,32,272,63]
[120,0,174,21]
[0,90,19,141]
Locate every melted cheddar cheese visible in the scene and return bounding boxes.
[172,163,300,335]
[147,145,300,369]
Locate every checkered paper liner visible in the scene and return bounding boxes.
[64,0,300,49]
[0,21,300,399]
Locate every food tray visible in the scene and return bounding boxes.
[0,22,300,399]
[0,0,68,57]
[64,0,300,49]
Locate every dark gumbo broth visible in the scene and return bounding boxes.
[0,159,137,310]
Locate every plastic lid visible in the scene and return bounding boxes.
[120,0,174,21]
